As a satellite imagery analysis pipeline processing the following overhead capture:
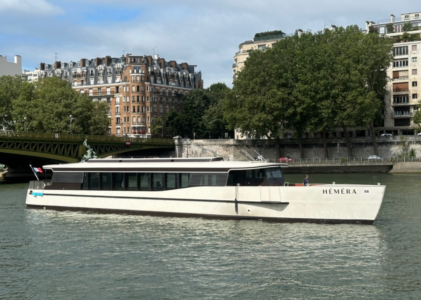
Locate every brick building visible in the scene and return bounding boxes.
[39,54,203,136]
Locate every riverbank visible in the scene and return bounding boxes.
[389,162,421,173]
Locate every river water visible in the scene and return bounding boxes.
[1,173,420,299]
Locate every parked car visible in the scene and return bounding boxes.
[380,133,392,137]
[417,132,421,136]
[279,157,294,163]
[368,155,382,161]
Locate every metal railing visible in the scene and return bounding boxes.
[0,131,174,145]
[283,157,421,164]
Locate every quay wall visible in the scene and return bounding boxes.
[173,137,421,173]
[389,162,421,173]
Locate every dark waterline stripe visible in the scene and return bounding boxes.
[25,204,373,224]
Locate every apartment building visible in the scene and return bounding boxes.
[39,54,203,136]
[367,12,421,134]
[0,55,22,77]
[232,30,288,79]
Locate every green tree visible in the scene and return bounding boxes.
[150,117,164,137]
[202,83,231,138]
[10,77,109,134]
[0,75,24,131]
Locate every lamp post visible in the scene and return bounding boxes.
[185,138,191,158]
[69,114,75,134]
[24,117,27,132]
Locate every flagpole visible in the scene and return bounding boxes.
[29,164,39,181]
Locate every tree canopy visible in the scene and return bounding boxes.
[163,83,231,139]
[0,76,109,135]
[223,26,393,157]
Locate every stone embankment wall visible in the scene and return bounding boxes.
[174,136,421,162]
[389,162,421,173]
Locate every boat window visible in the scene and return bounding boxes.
[139,173,150,191]
[89,172,100,190]
[152,173,164,191]
[101,173,112,190]
[112,173,124,190]
[227,168,284,186]
[166,173,178,190]
[180,173,190,188]
[126,173,137,190]
[188,173,226,187]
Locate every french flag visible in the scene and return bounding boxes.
[33,167,43,173]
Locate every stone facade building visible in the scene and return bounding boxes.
[367,12,421,135]
[39,54,203,136]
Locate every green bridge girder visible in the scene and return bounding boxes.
[0,132,174,165]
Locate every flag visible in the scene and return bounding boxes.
[33,167,43,173]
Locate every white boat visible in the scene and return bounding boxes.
[26,157,386,224]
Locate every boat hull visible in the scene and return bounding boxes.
[26,185,385,224]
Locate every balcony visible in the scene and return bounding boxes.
[391,111,413,118]
[392,101,410,106]
[392,76,409,81]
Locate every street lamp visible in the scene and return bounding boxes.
[185,138,191,158]
[69,114,75,134]
[24,117,27,132]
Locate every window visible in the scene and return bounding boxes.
[139,173,150,190]
[258,45,266,50]
[379,27,385,34]
[106,87,110,95]
[393,60,408,67]
[126,173,137,190]
[413,94,418,99]
[412,45,417,51]
[413,69,418,75]
[413,81,418,87]
[165,173,178,190]
[89,89,93,96]
[97,88,101,95]
[152,173,164,191]
[412,57,417,63]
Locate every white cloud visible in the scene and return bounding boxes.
[1,0,420,87]
[0,0,63,16]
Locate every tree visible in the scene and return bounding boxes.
[223,47,290,157]
[9,77,109,134]
[202,83,231,138]
[223,25,393,158]
[0,76,24,131]
[150,117,164,137]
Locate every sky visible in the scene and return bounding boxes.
[0,0,420,88]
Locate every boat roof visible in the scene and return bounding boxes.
[43,158,287,173]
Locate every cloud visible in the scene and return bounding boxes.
[0,0,63,16]
[0,0,420,87]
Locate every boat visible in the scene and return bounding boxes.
[25,157,385,224]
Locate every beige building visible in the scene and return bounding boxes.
[232,30,288,80]
[368,12,421,135]
[38,54,203,136]
[0,55,22,77]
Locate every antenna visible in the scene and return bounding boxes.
[123,50,126,56]
[152,47,157,56]
[55,53,58,61]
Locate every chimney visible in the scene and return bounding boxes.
[181,62,188,70]
[40,63,45,70]
[95,57,101,66]
[331,24,337,31]
[390,14,395,23]
[159,58,166,68]
[105,56,111,66]
[297,29,303,37]
[54,61,61,69]
[170,60,176,68]
[80,58,86,67]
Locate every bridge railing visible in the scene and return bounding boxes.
[0,131,174,145]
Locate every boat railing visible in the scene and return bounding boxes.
[28,180,51,190]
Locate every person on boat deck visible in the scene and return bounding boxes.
[303,175,310,186]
